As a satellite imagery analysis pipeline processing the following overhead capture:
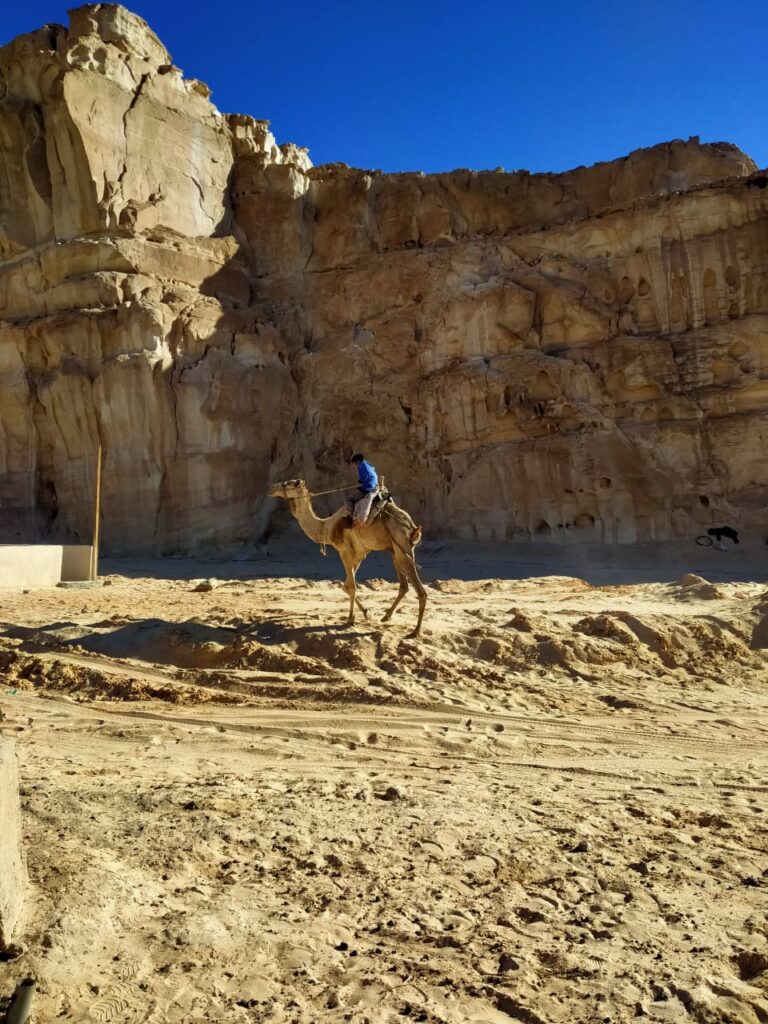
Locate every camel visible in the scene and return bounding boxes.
[268,479,428,637]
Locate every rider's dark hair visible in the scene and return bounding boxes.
[350,453,365,463]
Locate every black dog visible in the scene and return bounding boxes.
[708,525,739,544]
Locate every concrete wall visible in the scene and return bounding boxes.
[0,738,24,947]
[61,545,94,582]
[0,545,93,587]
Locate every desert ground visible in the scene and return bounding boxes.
[1,538,767,1024]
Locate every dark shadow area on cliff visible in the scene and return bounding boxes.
[0,506,58,544]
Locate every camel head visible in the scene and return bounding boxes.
[268,478,311,500]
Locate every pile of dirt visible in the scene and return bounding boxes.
[0,642,242,705]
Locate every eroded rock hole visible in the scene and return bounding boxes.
[618,276,635,303]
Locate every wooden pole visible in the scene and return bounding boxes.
[91,444,102,581]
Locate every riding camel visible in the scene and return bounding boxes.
[268,479,427,637]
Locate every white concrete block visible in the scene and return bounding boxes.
[0,544,93,587]
[61,545,93,581]
[0,546,62,588]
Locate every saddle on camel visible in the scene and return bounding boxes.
[268,456,428,636]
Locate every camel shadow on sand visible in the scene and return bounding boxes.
[0,612,387,675]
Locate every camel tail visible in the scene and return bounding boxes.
[410,525,422,548]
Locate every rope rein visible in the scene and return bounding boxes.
[308,486,352,497]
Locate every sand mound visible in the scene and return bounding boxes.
[0,643,242,704]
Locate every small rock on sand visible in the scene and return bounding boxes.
[677,574,708,586]
[193,579,218,592]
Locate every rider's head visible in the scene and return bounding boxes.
[350,453,365,463]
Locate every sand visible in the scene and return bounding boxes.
[0,542,767,1023]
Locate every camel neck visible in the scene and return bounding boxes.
[288,496,345,545]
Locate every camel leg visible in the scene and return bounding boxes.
[352,560,369,621]
[403,556,428,638]
[382,568,409,623]
[387,546,427,636]
[340,552,368,626]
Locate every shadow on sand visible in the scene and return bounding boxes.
[101,535,768,588]
[0,612,385,673]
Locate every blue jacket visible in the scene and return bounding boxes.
[357,460,378,493]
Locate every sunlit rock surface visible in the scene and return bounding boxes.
[0,4,765,551]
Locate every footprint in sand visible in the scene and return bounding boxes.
[87,982,145,1023]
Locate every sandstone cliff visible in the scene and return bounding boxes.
[0,4,766,552]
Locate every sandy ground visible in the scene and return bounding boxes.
[1,540,768,1023]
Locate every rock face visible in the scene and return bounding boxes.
[0,4,766,551]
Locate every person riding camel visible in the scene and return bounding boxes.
[346,453,379,527]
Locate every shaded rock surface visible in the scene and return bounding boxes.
[1,4,766,553]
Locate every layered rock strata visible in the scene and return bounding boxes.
[0,4,766,551]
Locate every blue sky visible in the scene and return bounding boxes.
[5,0,766,174]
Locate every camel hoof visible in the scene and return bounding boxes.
[406,629,421,640]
